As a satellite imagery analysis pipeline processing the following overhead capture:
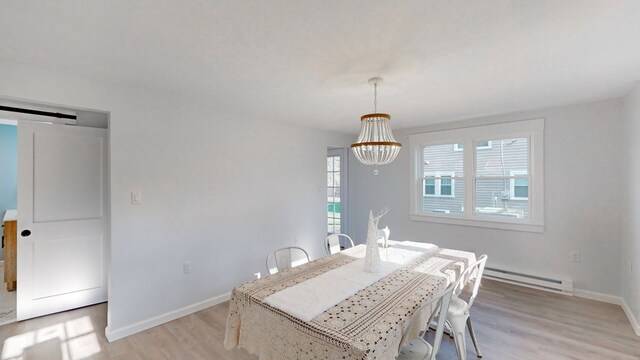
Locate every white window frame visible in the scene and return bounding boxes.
[453,141,492,151]
[423,172,456,198]
[509,170,529,200]
[409,118,544,233]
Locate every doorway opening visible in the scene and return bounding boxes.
[0,119,17,325]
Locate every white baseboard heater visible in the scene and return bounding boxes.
[484,267,573,295]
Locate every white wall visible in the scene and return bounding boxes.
[622,83,640,329]
[0,59,352,337]
[348,98,625,296]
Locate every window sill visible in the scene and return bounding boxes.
[410,214,544,233]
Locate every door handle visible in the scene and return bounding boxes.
[21,230,31,237]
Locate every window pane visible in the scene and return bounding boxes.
[476,138,528,177]
[334,156,340,171]
[424,144,464,177]
[455,141,491,150]
[327,157,334,171]
[425,185,435,195]
[327,173,333,187]
[424,178,435,195]
[475,179,529,219]
[327,202,341,213]
[423,182,464,214]
[514,178,527,186]
[476,140,492,150]
[333,172,340,187]
[514,185,528,198]
[441,177,452,196]
[513,176,528,198]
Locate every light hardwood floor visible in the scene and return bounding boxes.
[0,263,17,326]
[0,280,638,359]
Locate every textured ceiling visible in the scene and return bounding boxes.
[1,1,639,133]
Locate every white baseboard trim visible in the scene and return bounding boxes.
[573,288,640,337]
[573,289,622,305]
[105,291,231,342]
[620,298,640,337]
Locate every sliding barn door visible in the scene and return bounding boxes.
[17,121,108,320]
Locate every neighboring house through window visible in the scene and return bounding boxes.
[510,170,529,200]
[453,141,492,151]
[409,118,544,232]
[423,172,455,197]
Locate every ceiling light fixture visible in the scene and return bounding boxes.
[351,77,401,175]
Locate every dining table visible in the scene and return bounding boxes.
[224,240,476,360]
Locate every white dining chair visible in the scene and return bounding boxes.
[265,247,310,275]
[445,254,488,360]
[325,234,355,255]
[397,282,456,360]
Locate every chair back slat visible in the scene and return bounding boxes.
[453,254,488,311]
[324,234,355,255]
[265,247,310,275]
[274,248,293,271]
[326,234,342,254]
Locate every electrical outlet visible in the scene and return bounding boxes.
[183,260,192,274]
[570,251,581,263]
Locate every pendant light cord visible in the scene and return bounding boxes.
[373,82,378,113]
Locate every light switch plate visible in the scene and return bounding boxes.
[131,191,143,205]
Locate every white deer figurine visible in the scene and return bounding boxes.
[364,208,389,273]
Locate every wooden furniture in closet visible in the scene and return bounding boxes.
[3,210,17,291]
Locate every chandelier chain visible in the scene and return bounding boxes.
[373,82,377,113]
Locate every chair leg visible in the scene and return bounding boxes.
[466,317,482,358]
[448,315,468,360]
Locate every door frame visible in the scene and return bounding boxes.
[327,147,349,236]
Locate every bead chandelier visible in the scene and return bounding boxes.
[351,77,402,175]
